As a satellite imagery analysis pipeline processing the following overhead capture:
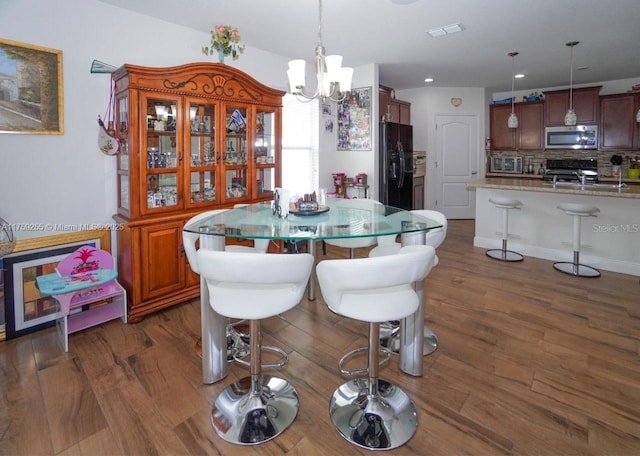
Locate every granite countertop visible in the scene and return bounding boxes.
[467,178,640,199]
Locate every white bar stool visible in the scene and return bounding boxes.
[486,197,524,262]
[554,203,601,277]
[316,245,436,450]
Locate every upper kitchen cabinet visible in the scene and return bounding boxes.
[599,92,640,150]
[544,86,601,126]
[490,101,544,150]
[379,85,411,125]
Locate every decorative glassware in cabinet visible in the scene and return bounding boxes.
[256,167,274,196]
[117,96,129,171]
[255,110,276,165]
[226,170,247,199]
[224,106,248,166]
[190,170,216,203]
[147,173,178,209]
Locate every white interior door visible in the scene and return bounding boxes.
[435,114,478,219]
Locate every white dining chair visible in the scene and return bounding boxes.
[323,198,384,258]
[197,249,314,445]
[316,244,436,450]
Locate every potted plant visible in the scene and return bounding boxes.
[202,25,245,62]
[626,155,640,179]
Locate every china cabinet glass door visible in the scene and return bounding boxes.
[116,94,130,212]
[187,100,217,206]
[255,108,277,198]
[222,103,249,202]
[142,94,182,214]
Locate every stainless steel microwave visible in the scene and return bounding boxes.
[545,125,598,150]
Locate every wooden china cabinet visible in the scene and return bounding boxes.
[112,63,285,322]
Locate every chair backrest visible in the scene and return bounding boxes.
[412,210,448,250]
[325,198,384,249]
[196,250,314,320]
[56,245,114,276]
[316,244,436,323]
[232,204,269,252]
[183,209,229,274]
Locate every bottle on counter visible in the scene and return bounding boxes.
[538,163,545,175]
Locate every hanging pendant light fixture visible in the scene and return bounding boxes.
[507,52,519,129]
[564,41,579,126]
[286,0,353,103]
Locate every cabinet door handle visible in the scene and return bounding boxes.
[177,153,183,162]
[471,171,478,175]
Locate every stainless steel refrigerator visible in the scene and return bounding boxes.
[379,121,413,210]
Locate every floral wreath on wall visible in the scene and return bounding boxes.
[202,25,245,62]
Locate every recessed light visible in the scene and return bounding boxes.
[427,23,464,38]
[514,73,525,79]
[424,77,434,83]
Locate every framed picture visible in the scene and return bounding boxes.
[1,229,110,340]
[0,38,64,134]
[321,103,332,116]
[337,87,372,151]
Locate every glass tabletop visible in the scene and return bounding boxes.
[183,200,443,241]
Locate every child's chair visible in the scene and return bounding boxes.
[36,245,127,351]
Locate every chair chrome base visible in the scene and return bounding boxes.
[380,322,439,356]
[329,378,418,450]
[485,249,524,262]
[553,261,601,278]
[211,375,299,445]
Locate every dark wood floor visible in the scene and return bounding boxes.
[1,220,639,455]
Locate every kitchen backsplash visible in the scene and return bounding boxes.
[488,150,639,177]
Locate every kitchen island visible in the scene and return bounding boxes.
[467,178,640,275]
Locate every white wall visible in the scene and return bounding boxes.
[0,0,291,241]
[396,86,488,209]
[318,63,378,198]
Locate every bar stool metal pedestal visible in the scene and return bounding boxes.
[553,203,601,278]
[486,197,524,262]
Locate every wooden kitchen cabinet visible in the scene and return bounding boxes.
[543,86,601,126]
[112,63,284,322]
[490,101,543,150]
[379,85,411,125]
[412,176,424,210]
[599,92,640,150]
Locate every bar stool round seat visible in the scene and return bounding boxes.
[486,197,524,262]
[553,203,601,277]
[196,250,314,445]
[369,210,448,356]
[317,245,436,450]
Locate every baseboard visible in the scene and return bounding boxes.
[474,236,640,276]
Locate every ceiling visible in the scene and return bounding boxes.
[97,0,640,93]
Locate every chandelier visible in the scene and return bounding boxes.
[286,0,353,102]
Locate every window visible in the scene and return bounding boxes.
[281,94,319,196]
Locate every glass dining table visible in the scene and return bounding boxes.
[183,199,443,384]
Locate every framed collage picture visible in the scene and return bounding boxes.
[337,87,372,151]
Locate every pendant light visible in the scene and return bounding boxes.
[564,41,579,126]
[507,52,519,129]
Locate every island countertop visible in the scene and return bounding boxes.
[467,178,640,199]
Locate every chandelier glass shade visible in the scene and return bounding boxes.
[286,0,353,102]
[564,41,579,126]
[507,52,519,129]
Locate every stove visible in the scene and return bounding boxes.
[543,159,598,183]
